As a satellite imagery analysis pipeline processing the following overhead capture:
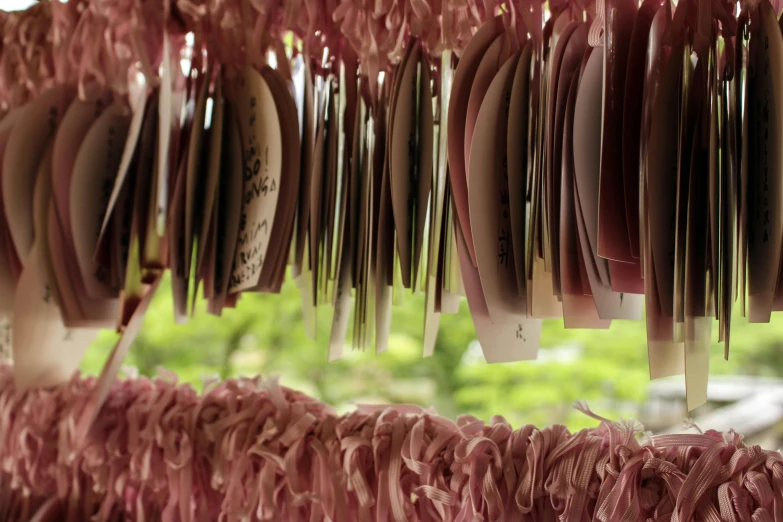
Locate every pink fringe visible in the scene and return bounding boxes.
[1,363,782,522]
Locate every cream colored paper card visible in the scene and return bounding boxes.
[169,137,189,322]
[747,2,783,323]
[212,100,244,310]
[456,216,541,362]
[469,53,527,324]
[133,92,161,276]
[708,56,721,320]
[684,317,710,410]
[295,253,317,339]
[429,54,451,306]
[329,259,352,361]
[17,133,98,378]
[333,58,358,298]
[52,97,107,240]
[52,97,118,324]
[638,4,670,276]
[425,53,453,349]
[294,62,316,274]
[70,104,130,300]
[309,87,327,305]
[623,0,659,260]
[682,72,711,410]
[465,34,506,177]
[195,75,225,295]
[548,23,587,297]
[48,202,116,327]
[375,108,394,353]
[597,0,637,264]
[528,254,563,319]
[414,59,434,290]
[258,67,301,292]
[739,18,749,319]
[4,86,74,262]
[322,82,339,296]
[561,74,609,329]
[185,69,211,305]
[644,128,684,378]
[721,76,738,355]
[573,182,643,320]
[507,44,533,298]
[156,32,174,237]
[351,100,368,345]
[12,244,97,389]
[672,43,694,341]
[646,40,684,319]
[0,109,24,314]
[141,120,166,274]
[34,146,69,323]
[390,43,421,289]
[572,48,611,287]
[228,66,283,292]
[447,17,504,267]
[97,88,147,248]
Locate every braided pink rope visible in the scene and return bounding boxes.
[0,364,781,522]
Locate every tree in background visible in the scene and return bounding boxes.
[82,274,783,429]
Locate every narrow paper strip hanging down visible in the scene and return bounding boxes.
[1,364,782,522]
[0,0,776,411]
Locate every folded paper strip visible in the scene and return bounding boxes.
[0,0,780,422]
[0,363,782,522]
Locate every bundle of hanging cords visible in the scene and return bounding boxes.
[0,363,781,522]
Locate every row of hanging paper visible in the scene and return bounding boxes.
[0,0,778,410]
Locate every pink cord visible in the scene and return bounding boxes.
[0,364,781,522]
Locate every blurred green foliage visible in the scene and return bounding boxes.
[82,273,783,430]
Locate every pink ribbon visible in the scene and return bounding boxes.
[1,366,782,521]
